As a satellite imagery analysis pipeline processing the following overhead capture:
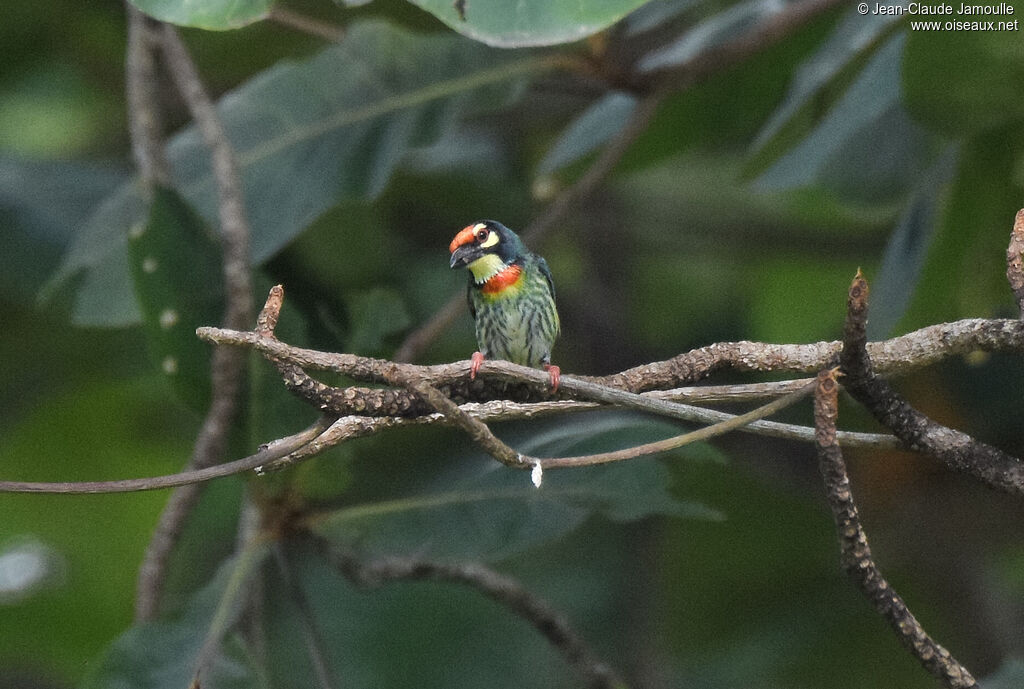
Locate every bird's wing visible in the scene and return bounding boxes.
[535,255,556,301]
[466,279,477,319]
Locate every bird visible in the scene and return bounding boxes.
[448,220,561,391]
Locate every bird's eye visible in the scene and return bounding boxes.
[476,229,489,242]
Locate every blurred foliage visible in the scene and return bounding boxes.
[3,0,1024,687]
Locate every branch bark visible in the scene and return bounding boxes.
[813,369,978,689]
[839,272,1024,496]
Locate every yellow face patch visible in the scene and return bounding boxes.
[478,225,500,249]
[467,254,507,284]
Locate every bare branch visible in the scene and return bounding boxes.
[125,4,170,189]
[136,26,259,622]
[267,6,344,41]
[839,271,1024,496]
[813,368,978,689]
[323,546,627,689]
[0,417,334,494]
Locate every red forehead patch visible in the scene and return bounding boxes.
[449,224,481,254]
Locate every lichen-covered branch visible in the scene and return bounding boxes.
[839,272,1024,496]
[1007,208,1024,317]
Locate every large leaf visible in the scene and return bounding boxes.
[638,0,799,72]
[309,411,720,563]
[407,0,653,48]
[536,91,638,177]
[47,21,554,326]
[753,32,937,202]
[128,0,274,30]
[129,187,223,410]
[894,129,1022,331]
[83,545,269,689]
[866,145,957,339]
[903,0,1024,136]
[746,5,903,176]
[0,157,126,301]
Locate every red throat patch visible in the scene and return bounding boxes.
[481,264,523,294]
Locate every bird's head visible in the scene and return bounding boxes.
[448,220,525,284]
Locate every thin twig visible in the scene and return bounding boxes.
[0,417,334,494]
[267,6,345,41]
[261,398,898,473]
[839,271,1024,496]
[323,545,627,689]
[125,4,170,189]
[813,368,978,689]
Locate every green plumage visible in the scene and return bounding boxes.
[449,220,559,370]
[469,252,559,368]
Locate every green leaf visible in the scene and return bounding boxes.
[344,287,412,355]
[0,378,193,682]
[638,0,796,72]
[310,411,720,563]
[894,129,1022,331]
[866,145,957,339]
[406,0,652,48]
[536,91,638,177]
[128,187,223,411]
[753,32,936,201]
[746,6,902,177]
[83,545,269,689]
[48,21,553,326]
[128,0,274,30]
[904,0,1024,136]
[982,659,1024,689]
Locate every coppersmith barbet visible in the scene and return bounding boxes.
[448,220,560,390]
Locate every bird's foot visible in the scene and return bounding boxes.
[470,351,486,380]
[544,363,561,393]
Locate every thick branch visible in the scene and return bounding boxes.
[324,546,626,689]
[199,316,1024,405]
[1007,208,1024,317]
[813,369,978,689]
[839,272,1024,495]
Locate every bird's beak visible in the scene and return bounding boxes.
[449,244,480,269]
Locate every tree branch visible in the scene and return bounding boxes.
[0,417,334,494]
[125,4,170,189]
[267,6,345,41]
[134,25,260,622]
[813,368,978,689]
[1007,208,1024,318]
[839,271,1024,496]
[323,545,627,689]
